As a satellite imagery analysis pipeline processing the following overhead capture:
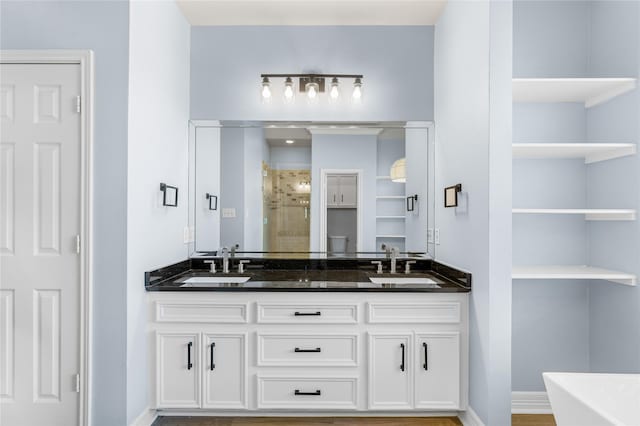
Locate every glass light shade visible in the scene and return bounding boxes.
[261,77,272,102]
[329,77,340,100]
[390,158,406,183]
[306,82,319,99]
[352,78,363,103]
[283,77,294,103]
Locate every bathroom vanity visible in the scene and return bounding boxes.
[145,256,470,416]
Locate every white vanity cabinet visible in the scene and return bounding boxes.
[327,175,357,208]
[148,291,468,415]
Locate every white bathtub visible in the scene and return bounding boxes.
[543,372,640,426]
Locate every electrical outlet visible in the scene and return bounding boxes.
[183,226,190,244]
[427,228,434,243]
[222,208,236,218]
[434,228,440,245]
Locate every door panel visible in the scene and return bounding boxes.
[415,332,461,409]
[339,175,357,207]
[1,63,81,426]
[156,333,200,408]
[202,333,247,409]
[368,333,412,410]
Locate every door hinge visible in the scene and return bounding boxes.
[76,95,81,113]
[75,235,81,254]
[74,374,80,393]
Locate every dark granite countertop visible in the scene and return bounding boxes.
[145,256,471,293]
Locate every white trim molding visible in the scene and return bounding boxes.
[511,391,552,414]
[458,406,485,426]
[0,49,95,426]
[129,407,158,426]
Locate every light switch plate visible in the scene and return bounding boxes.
[434,228,440,245]
[222,208,236,218]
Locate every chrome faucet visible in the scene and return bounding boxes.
[390,247,400,274]
[221,247,230,274]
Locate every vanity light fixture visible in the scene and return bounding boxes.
[260,73,363,104]
[390,158,406,183]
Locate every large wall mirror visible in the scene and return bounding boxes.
[188,121,435,257]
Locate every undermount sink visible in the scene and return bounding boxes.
[369,277,439,286]
[180,276,251,287]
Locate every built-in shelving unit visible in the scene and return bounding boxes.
[512,143,637,163]
[512,78,637,108]
[512,77,638,286]
[512,265,637,286]
[375,165,405,250]
[512,208,636,221]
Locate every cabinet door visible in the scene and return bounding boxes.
[415,332,461,409]
[327,175,340,207]
[368,333,412,410]
[156,332,200,408]
[339,175,357,207]
[202,333,247,409]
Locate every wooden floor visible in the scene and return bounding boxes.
[153,415,556,426]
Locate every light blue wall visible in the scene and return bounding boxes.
[587,1,640,374]
[220,127,245,248]
[310,134,377,251]
[190,26,434,122]
[434,1,513,424]
[270,146,311,170]
[0,2,129,424]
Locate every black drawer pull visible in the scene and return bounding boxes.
[294,389,321,396]
[210,342,216,370]
[294,347,321,353]
[400,343,405,372]
[423,342,428,371]
[294,311,321,316]
[187,341,193,370]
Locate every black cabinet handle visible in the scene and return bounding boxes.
[294,347,321,353]
[210,342,216,370]
[294,389,321,396]
[423,342,428,371]
[294,311,321,316]
[187,341,193,370]
[400,343,405,372]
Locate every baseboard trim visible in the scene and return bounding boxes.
[130,407,158,426]
[458,406,485,426]
[512,391,552,414]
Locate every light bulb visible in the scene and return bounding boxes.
[306,82,319,99]
[329,77,340,100]
[352,77,363,103]
[261,77,271,101]
[283,77,294,103]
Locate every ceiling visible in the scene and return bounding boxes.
[176,0,447,26]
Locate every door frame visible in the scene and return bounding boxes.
[1,50,94,426]
[319,169,363,252]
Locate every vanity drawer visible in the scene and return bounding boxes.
[257,334,358,367]
[257,376,358,410]
[256,303,358,324]
[367,302,461,324]
[155,301,249,323]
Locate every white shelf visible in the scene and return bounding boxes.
[376,235,406,239]
[376,216,406,220]
[513,78,637,108]
[513,208,636,221]
[512,265,636,286]
[512,143,636,163]
[376,195,405,200]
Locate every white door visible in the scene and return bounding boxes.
[1,63,81,426]
[326,175,340,207]
[368,333,412,410]
[194,126,221,252]
[202,333,247,409]
[415,332,461,409]
[156,332,200,408]
[339,175,357,207]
